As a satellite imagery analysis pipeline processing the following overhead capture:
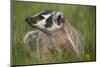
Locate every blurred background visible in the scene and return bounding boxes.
[12,1,96,65]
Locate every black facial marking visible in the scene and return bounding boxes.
[39,10,54,15]
[45,16,53,28]
[39,15,44,19]
[57,15,61,25]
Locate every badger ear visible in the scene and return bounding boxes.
[56,12,65,25]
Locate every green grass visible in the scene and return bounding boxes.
[12,1,96,65]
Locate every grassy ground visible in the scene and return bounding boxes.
[12,1,96,65]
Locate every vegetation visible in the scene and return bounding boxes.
[12,1,96,65]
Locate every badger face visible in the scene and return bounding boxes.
[25,10,64,31]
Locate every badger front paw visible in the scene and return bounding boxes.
[23,31,37,44]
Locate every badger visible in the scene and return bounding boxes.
[23,10,84,61]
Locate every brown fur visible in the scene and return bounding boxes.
[24,17,84,61]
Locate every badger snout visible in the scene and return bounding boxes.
[25,16,37,25]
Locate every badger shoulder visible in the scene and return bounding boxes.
[65,22,84,58]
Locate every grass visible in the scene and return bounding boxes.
[12,1,96,65]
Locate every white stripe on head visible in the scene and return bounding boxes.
[34,11,45,17]
[42,14,51,19]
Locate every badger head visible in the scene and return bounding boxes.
[25,10,64,32]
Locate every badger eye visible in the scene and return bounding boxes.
[39,15,44,19]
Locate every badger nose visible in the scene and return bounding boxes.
[25,16,36,24]
[25,16,32,23]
